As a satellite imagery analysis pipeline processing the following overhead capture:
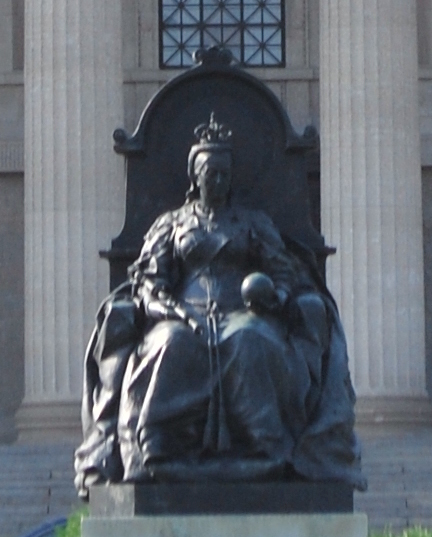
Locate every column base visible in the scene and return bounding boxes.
[82,514,368,537]
[356,395,432,425]
[15,400,81,443]
[13,396,432,441]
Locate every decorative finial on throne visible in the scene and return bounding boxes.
[193,46,233,66]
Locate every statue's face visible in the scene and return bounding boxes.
[194,151,232,208]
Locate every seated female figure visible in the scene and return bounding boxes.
[75,116,366,498]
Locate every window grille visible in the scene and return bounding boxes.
[159,0,285,68]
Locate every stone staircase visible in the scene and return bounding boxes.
[355,424,432,531]
[0,425,430,536]
[0,443,78,537]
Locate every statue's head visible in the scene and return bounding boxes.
[186,113,233,205]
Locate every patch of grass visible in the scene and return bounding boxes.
[55,507,88,537]
[370,528,432,537]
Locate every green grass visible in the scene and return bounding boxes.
[370,529,432,537]
[55,507,88,537]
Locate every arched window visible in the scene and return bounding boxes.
[160,0,285,68]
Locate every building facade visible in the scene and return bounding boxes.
[0,0,431,442]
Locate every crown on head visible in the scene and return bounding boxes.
[187,113,233,189]
[193,112,232,145]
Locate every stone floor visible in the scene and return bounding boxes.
[0,424,431,537]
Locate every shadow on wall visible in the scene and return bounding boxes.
[422,166,432,399]
[0,173,24,443]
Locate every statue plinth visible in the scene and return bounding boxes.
[84,483,367,537]
[89,482,353,517]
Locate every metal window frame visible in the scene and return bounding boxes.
[158,0,286,69]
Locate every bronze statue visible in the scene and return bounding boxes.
[75,114,366,499]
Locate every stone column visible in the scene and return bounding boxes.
[17,0,124,440]
[320,0,431,422]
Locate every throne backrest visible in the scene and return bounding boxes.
[105,48,329,289]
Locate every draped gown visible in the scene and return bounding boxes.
[74,201,367,496]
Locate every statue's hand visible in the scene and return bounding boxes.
[147,292,203,334]
[145,296,174,321]
[241,272,282,314]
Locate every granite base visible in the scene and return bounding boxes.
[82,513,368,537]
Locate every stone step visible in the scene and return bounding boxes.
[0,443,78,537]
[353,425,432,531]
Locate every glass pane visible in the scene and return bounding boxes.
[164,48,182,66]
[244,46,261,65]
[203,5,221,23]
[183,28,200,46]
[203,26,223,44]
[244,28,260,45]
[264,27,281,45]
[222,9,239,25]
[224,5,241,19]
[263,48,280,64]
[243,5,261,23]
[223,26,240,45]
[262,7,279,24]
[182,8,199,24]
[164,27,182,44]
[163,7,181,24]
[266,4,281,18]
[266,45,281,62]
[263,26,277,42]
[163,5,177,19]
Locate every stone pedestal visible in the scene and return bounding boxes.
[18,0,124,440]
[85,484,365,537]
[82,514,368,537]
[320,0,430,418]
[89,483,354,516]
[85,484,363,537]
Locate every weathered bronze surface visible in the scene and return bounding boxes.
[74,104,366,500]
